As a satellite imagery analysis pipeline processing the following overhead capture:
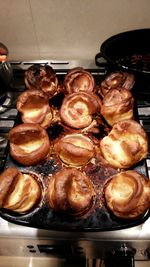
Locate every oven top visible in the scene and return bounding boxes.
[0,59,150,240]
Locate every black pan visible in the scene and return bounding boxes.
[95,28,150,74]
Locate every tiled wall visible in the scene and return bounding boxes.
[1,0,150,61]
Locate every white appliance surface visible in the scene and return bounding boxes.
[1,1,150,61]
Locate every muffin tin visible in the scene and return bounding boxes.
[0,70,149,231]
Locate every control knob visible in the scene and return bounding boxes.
[104,244,136,267]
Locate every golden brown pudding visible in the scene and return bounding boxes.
[17,90,53,128]
[0,167,41,213]
[60,92,101,129]
[101,88,134,126]
[100,119,148,169]
[101,71,135,96]
[24,64,58,98]
[47,168,95,217]
[54,133,95,166]
[64,67,95,93]
[104,170,150,219]
[8,123,51,165]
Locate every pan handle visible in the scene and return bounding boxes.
[95,52,108,71]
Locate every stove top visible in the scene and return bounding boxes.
[0,60,150,240]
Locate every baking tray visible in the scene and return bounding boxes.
[0,72,149,231]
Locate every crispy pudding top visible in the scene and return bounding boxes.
[8,123,51,165]
[47,167,96,217]
[60,92,101,129]
[64,67,95,93]
[104,170,150,219]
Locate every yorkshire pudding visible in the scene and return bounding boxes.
[104,170,150,219]
[100,119,148,169]
[60,92,101,129]
[8,123,51,165]
[24,64,58,98]
[17,90,53,128]
[64,67,95,93]
[101,88,134,126]
[54,133,95,166]
[0,167,41,213]
[101,71,135,96]
[47,167,95,217]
